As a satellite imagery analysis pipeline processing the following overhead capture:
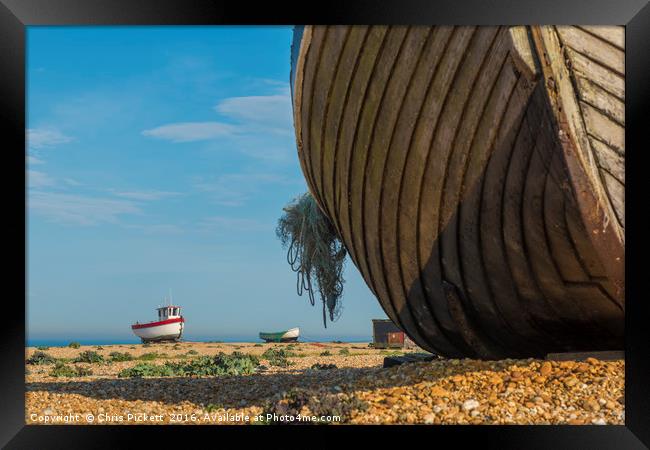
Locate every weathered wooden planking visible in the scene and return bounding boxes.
[602,171,625,228]
[508,26,539,79]
[590,136,624,182]
[565,47,624,101]
[556,26,624,75]
[532,26,625,300]
[577,25,624,50]
[581,101,625,154]
[558,25,625,243]
[574,75,624,126]
[379,27,462,355]
[399,27,478,357]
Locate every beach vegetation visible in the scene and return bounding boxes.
[27,351,57,365]
[118,352,260,378]
[49,362,92,377]
[118,362,176,378]
[36,346,49,351]
[205,403,224,412]
[319,350,332,357]
[68,342,81,349]
[339,348,350,356]
[263,347,295,358]
[109,352,134,362]
[261,348,295,367]
[262,347,296,358]
[138,352,161,361]
[311,363,337,370]
[170,352,260,376]
[73,351,104,364]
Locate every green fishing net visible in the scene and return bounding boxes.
[276,193,347,327]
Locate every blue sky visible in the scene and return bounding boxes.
[26,26,387,343]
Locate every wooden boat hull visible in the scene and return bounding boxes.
[290,26,624,358]
[259,327,300,343]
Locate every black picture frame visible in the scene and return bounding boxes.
[2,0,648,447]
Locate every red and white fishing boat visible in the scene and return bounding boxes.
[131,295,185,343]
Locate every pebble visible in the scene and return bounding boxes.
[462,399,480,411]
[539,362,552,376]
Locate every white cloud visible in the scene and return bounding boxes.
[26,155,45,165]
[28,191,141,226]
[63,178,82,187]
[27,128,74,149]
[215,91,292,131]
[142,122,235,143]
[112,190,181,201]
[26,171,80,189]
[27,170,56,188]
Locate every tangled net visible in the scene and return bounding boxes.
[276,193,347,327]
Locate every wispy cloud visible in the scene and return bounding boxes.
[27,128,74,150]
[26,170,81,189]
[214,90,292,132]
[50,91,136,130]
[28,191,141,226]
[63,178,82,187]
[142,122,235,143]
[112,190,181,201]
[141,81,293,147]
[27,170,56,188]
[26,155,45,165]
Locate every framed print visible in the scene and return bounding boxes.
[2,0,648,447]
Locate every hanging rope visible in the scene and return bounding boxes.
[276,192,347,327]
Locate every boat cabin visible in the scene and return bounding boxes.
[157,305,182,321]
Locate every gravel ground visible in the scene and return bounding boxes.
[25,342,624,425]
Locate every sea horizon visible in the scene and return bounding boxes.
[26,335,373,347]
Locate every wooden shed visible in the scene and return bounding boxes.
[372,319,416,349]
